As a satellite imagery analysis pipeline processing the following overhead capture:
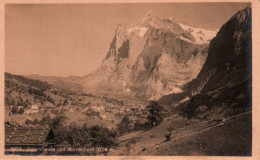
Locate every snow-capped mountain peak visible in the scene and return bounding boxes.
[83,13,217,99]
[178,23,218,44]
[131,14,218,45]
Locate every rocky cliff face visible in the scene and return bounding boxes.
[159,7,252,118]
[83,13,218,100]
[190,7,252,95]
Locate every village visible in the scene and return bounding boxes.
[5,90,149,129]
[4,78,153,155]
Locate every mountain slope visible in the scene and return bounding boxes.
[5,72,62,108]
[146,112,252,156]
[190,7,252,94]
[27,74,83,92]
[159,7,252,118]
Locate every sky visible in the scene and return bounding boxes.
[5,3,251,77]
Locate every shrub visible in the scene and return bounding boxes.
[11,106,18,114]
[89,125,119,155]
[18,108,24,114]
[33,118,39,125]
[117,116,132,135]
[146,101,163,127]
[25,119,33,125]
[180,94,210,119]
[133,121,150,131]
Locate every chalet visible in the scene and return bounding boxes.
[9,105,13,110]
[67,108,72,112]
[49,114,56,119]
[31,104,39,114]
[93,116,99,120]
[24,110,31,115]
[17,106,24,110]
[100,114,107,119]
[91,105,104,112]
[24,104,39,115]
[5,124,55,155]
[45,102,55,108]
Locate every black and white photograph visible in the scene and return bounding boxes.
[2,1,256,157]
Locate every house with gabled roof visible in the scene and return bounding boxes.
[5,124,55,155]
